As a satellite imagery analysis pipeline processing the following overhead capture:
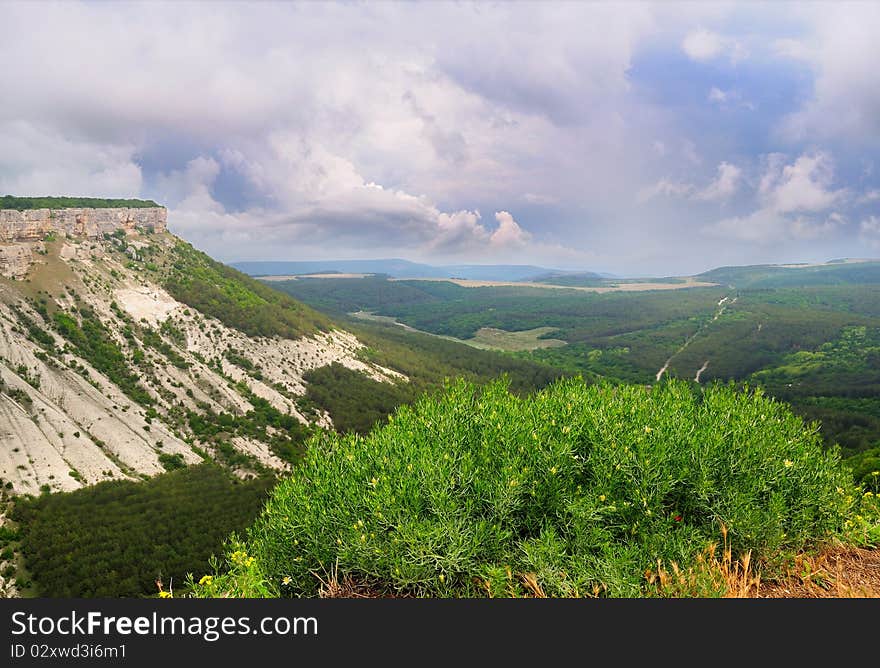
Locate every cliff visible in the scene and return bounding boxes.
[0,206,167,242]
[0,206,166,278]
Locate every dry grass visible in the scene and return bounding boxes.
[311,538,880,598]
[646,526,761,597]
[390,276,718,293]
[757,545,880,598]
[313,562,394,599]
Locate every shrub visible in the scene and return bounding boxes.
[193,378,871,598]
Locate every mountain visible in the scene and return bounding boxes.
[0,205,410,494]
[232,259,569,282]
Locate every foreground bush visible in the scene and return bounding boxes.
[193,378,872,597]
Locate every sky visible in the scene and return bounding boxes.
[1,1,879,276]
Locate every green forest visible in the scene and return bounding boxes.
[10,466,274,597]
[0,196,160,210]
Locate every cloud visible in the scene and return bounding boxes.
[858,189,880,204]
[0,2,877,274]
[859,216,880,248]
[638,179,695,202]
[164,143,538,263]
[0,121,142,197]
[523,192,557,205]
[781,4,880,142]
[694,162,741,201]
[682,29,724,61]
[641,161,740,203]
[760,152,843,213]
[707,87,754,111]
[490,211,531,248]
[682,28,747,63]
[704,153,848,243]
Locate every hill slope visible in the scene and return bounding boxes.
[0,220,408,493]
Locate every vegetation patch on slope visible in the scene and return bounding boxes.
[163,241,332,340]
[302,321,564,434]
[192,379,879,598]
[10,465,274,597]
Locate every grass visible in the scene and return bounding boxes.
[465,327,567,351]
[350,312,566,351]
[190,377,878,598]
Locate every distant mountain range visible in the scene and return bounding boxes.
[231,259,615,282]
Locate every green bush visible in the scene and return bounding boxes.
[193,378,870,598]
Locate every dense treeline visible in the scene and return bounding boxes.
[269,276,439,315]
[0,196,160,210]
[10,465,274,597]
[303,320,565,434]
[163,242,332,340]
[274,275,727,341]
[699,262,880,289]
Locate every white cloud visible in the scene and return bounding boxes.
[773,38,811,61]
[490,211,531,248]
[781,4,880,142]
[707,87,754,111]
[708,87,729,103]
[761,152,843,213]
[523,192,557,205]
[638,179,695,202]
[860,216,880,248]
[704,152,847,243]
[682,28,747,63]
[694,162,741,201]
[0,121,143,198]
[682,29,724,61]
[641,161,740,203]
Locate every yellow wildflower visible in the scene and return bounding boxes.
[784,459,793,468]
[599,494,606,502]
[158,590,172,599]
[198,575,213,586]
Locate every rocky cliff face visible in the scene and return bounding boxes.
[0,207,165,278]
[0,244,35,280]
[0,206,166,243]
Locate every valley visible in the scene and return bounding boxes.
[1,200,879,599]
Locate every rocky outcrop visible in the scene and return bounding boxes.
[0,207,165,278]
[0,207,166,243]
[0,244,34,279]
